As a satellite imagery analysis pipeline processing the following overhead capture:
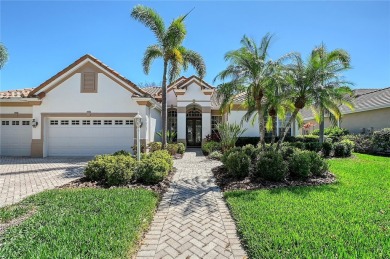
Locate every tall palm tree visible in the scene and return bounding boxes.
[131,5,206,147]
[0,43,9,69]
[311,43,353,143]
[215,34,290,148]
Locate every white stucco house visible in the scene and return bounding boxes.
[0,54,298,157]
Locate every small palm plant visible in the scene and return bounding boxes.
[217,122,246,152]
[156,130,177,143]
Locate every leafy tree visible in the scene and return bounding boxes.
[0,43,9,69]
[131,5,206,147]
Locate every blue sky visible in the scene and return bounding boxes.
[1,1,389,91]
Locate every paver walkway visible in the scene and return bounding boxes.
[137,149,247,259]
[0,157,89,207]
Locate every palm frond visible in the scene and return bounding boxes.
[182,48,206,78]
[142,45,163,74]
[131,5,165,43]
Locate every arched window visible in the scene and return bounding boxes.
[186,108,202,118]
[167,109,177,132]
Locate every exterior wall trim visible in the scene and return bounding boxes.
[0,113,33,118]
[0,101,41,107]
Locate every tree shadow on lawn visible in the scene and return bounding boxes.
[225,182,340,200]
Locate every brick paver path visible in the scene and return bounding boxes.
[0,157,89,207]
[137,149,247,259]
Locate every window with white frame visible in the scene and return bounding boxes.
[61,120,69,125]
[167,110,177,132]
[71,120,80,125]
[22,121,30,125]
[2,121,9,125]
[12,121,20,126]
[211,115,222,134]
[50,120,58,125]
[82,120,90,125]
[93,120,101,125]
[115,120,123,125]
[125,120,134,125]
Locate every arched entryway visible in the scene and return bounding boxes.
[186,105,202,147]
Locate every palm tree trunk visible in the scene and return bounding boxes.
[161,61,168,148]
[271,115,277,146]
[276,108,299,150]
[257,100,265,149]
[319,109,325,144]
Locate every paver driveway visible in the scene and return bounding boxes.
[137,149,247,259]
[0,157,89,207]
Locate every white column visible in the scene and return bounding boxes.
[202,112,211,140]
[177,111,186,141]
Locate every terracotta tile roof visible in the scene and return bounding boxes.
[0,88,35,99]
[29,54,147,97]
[301,87,390,119]
[143,86,161,97]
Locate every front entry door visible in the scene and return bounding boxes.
[186,119,202,147]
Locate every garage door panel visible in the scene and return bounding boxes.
[0,120,32,156]
[47,118,134,156]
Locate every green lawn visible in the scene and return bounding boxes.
[0,188,158,258]
[225,154,390,258]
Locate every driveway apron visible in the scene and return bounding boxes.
[136,149,247,259]
[0,157,88,207]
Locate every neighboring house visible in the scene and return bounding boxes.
[0,54,297,157]
[301,88,390,134]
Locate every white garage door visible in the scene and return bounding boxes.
[47,118,134,156]
[0,119,32,156]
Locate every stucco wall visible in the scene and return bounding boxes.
[227,111,259,137]
[303,107,390,134]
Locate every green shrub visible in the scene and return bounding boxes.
[295,135,320,143]
[221,146,242,164]
[304,142,322,152]
[333,142,347,157]
[334,139,354,157]
[291,141,305,150]
[312,127,349,141]
[202,141,221,155]
[149,150,173,170]
[254,151,288,182]
[308,152,329,176]
[322,142,332,157]
[280,144,299,161]
[242,144,257,160]
[84,155,136,186]
[147,142,162,152]
[208,151,223,160]
[372,128,390,152]
[166,143,178,155]
[177,143,186,154]
[135,157,169,184]
[343,134,374,154]
[224,151,251,178]
[112,150,131,156]
[289,150,312,179]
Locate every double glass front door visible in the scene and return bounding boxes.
[186,119,202,146]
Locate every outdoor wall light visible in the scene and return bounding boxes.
[32,119,38,128]
[134,113,143,161]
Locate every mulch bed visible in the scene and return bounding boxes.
[212,165,336,192]
[59,167,176,196]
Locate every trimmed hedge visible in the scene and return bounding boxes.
[202,141,221,155]
[84,155,136,186]
[135,157,169,184]
[254,151,288,181]
[225,151,251,179]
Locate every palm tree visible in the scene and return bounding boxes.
[215,34,290,148]
[311,43,353,143]
[0,43,9,69]
[277,45,353,148]
[131,5,206,147]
